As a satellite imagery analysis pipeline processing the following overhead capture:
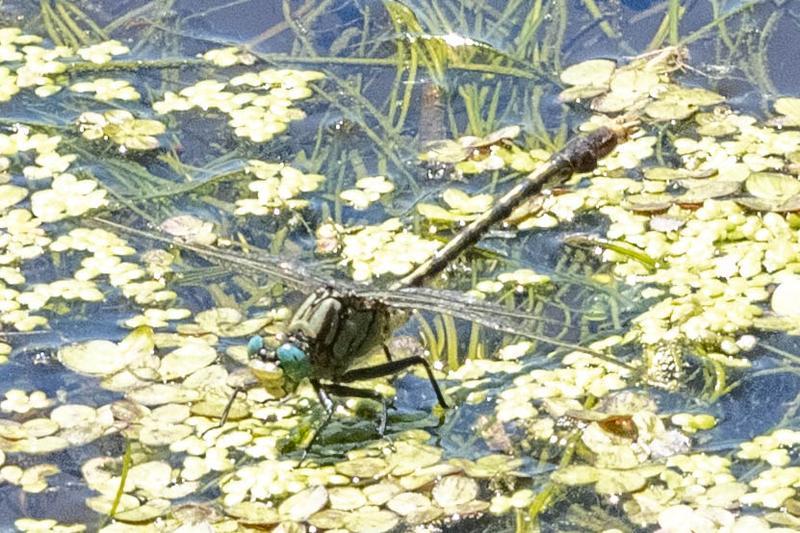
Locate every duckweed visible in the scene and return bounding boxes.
[0,4,797,531]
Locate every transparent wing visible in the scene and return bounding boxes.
[94,217,336,289]
[359,286,569,328]
[359,286,603,354]
[95,217,609,354]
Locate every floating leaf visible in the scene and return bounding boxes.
[622,194,673,213]
[278,485,327,522]
[406,505,444,525]
[49,404,96,429]
[657,505,712,531]
[341,176,395,210]
[745,172,800,202]
[77,40,129,64]
[0,185,27,210]
[387,492,432,516]
[772,277,800,317]
[159,341,217,380]
[416,203,466,222]
[114,499,171,522]
[159,215,217,245]
[451,455,524,478]
[399,464,460,491]
[432,475,478,508]
[594,468,649,494]
[644,99,697,121]
[442,188,492,214]
[676,181,741,204]
[560,59,616,87]
[59,326,154,376]
[644,167,716,181]
[202,47,256,67]
[477,125,520,147]
[70,78,140,101]
[77,110,165,151]
[609,69,660,95]
[696,110,739,136]
[387,441,442,476]
[123,383,200,405]
[591,90,643,114]
[772,97,800,128]
[559,84,609,103]
[674,87,725,106]
[309,509,348,529]
[225,502,280,525]
[127,461,172,494]
[551,465,601,486]
[342,507,398,533]
[363,481,402,505]
[420,140,469,163]
[138,422,193,447]
[737,195,800,213]
[191,397,249,421]
[650,215,686,232]
[328,486,367,510]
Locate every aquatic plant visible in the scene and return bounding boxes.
[0,1,798,531]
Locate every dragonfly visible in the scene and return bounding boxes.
[100,219,599,436]
[96,118,636,450]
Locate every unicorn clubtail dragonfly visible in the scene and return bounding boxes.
[96,120,634,446]
[100,220,597,434]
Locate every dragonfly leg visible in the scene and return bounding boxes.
[302,381,390,464]
[201,386,243,437]
[203,386,285,438]
[300,379,336,464]
[381,344,393,362]
[338,355,449,409]
[321,383,389,436]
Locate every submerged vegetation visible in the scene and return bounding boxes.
[0,0,799,531]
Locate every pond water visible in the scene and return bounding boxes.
[1,1,800,532]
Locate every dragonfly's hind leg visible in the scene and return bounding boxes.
[338,354,449,409]
[321,383,389,436]
[302,380,391,462]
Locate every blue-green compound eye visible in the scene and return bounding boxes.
[276,342,311,382]
[247,336,265,358]
[276,343,306,364]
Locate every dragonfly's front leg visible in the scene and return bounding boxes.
[201,386,245,437]
[204,385,287,437]
[338,353,449,409]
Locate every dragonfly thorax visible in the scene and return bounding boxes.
[286,287,394,381]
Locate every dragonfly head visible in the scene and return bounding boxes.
[246,335,312,389]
